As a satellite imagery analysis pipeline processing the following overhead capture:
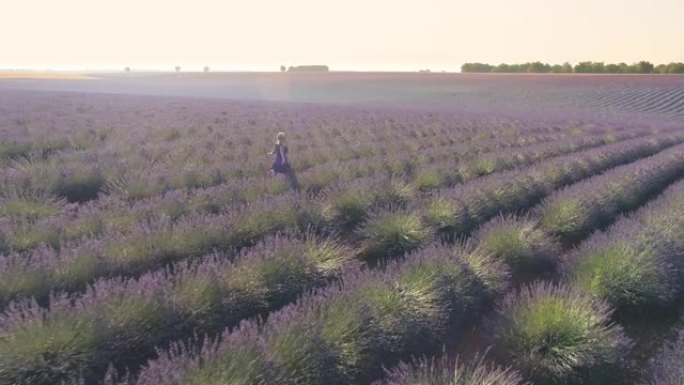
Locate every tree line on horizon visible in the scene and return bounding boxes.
[461,61,684,74]
[280,65,330,72]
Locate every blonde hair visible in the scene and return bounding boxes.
[276,132,286,144]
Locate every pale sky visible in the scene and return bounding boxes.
[3,0,683,72]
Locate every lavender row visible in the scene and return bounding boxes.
[3,132,681,384]
[0,139,627,385]
[562,178,684,313]
[371,163,684,384]
[359,132,684,262]
[3,94,590,202]
[0,124,582,244]
[2,130,682,309]
[3,90,679,209]
[0,193,322,307]
[0,130,676,384]
[0,124,588,252]
[1,120,648,258]
[537,142,684,245]
[0,235,354,385]
[485,178,684,385]
[128,140,684,385]
[1,132,681,310]
[131,243,501,385]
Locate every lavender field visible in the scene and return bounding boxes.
[1,73,684,385]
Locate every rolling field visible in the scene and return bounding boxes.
[1,73,683,385]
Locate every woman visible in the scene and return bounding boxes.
[268,132,290,175]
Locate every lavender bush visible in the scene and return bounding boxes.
[376,354,524,385]
[538,143,684,245]
[488,282,631,385]
[564,179,684,313]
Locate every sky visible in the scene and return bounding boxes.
[2,0,684,72]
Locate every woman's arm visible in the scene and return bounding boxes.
[267,144,277,155]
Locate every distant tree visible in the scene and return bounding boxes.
[574,61,604,73]
[527,61,551,73]
[618,62,632,73]
[511,63,527,73]
[562,62,573,73]
[203,66,210,72]
[280,65,286,72]
[494,63,511,73]
[124,66,130,74]
[459,60,677,74]
[288,65,329,72]
[666,62,684,73]
[592,62,605,73]
[461,62,494,73]
[572,62,590,73]
[288,66,294,72]
[634,61,655,73]
[605,63,622,73]
[550,63,573,73]
[175,66,181,73]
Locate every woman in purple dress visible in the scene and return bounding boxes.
[268,132,290,175]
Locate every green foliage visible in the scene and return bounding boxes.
[373,181,415,208]
[568,243,675,311]
[318,295,382,382]
[50,169,105,203]
[550,62,573,73]
[0,312,98,385]
[6,223,61,252]
[539,197,587,245]
[461,63,495,73]
[414,169,443,192]
[423,197,471,239]
[266,318,341,385]
[171,276,223,325]
[395,256,477,327]
[195,237,350,328]
[465,62,553,73]
[459,248,511,299]
[0,141,32,160]
[53,252,105,292]
[322,188,373,230]
[461,60,679,74]
[575,61,605,74]
[459,158,498,181]
[97,293,176,357]
[287,65,330,72]
[634,61,655,73]
[0,266,52,306]
[357,211,431,260]
[0,197,62,220]
[355,280,427,360]
[474,216,559,279]
[183,343,265,385]
[63,214,105,240]
[379,354,524,385]
[303,238,349,275]
[492,284,629,385]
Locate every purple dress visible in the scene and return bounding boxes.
[271,143,290,173]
